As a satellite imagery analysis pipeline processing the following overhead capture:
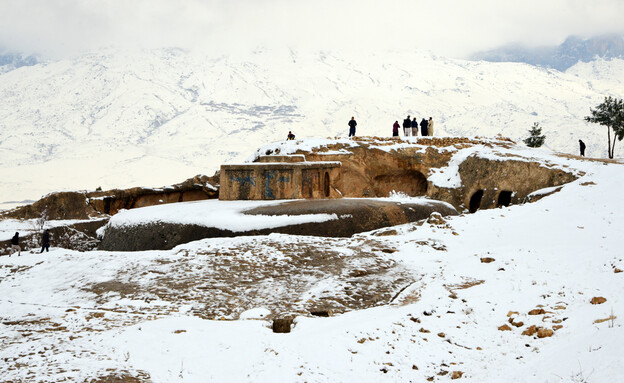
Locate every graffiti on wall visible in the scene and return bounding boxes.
[230,172,256,199]
[264,170,292,199]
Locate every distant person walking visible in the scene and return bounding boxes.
[287,131,295,140]
[392,121,400,137]
[403,116,411,136]
[420,118,429,136]
[579,139,586,156]
[428,117,434,136]
[348,117,357,137]
[411,117,419,137]
[9,232,21,256]
[41,229,50,253]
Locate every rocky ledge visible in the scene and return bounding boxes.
[99,199,457,251]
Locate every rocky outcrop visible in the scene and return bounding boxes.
[1,174,219,220]
[257,136,579,212]
[99,199,457,251]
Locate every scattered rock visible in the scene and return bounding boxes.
[452,371,464,379]
[480,257,495,263]
[437,332,446,338]
[615,268,623,273]
[553,325,563,331]
[498,324,512,331]
[419,328,431,333]
[528,309,546,315]
[410,317,421,323]
[591,297,607,305]
[427,212,446,226]
[537,328,553,338]
[522,325,537,336]
[507,311,519,317]
[508,318,524,327]
[412,365,419,370]
[173,329,186,334]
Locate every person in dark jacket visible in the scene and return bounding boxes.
[392,121,400,137]
[579,140,586,156]
[287,131,295,140]
[420,118,429,136]
[411,117,419,137]
[10,232,21,256]
[41,229,50,253]
[402,116,411,136]
[348,117,357,137]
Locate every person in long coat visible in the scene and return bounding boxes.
[348,117,357,137]
[428,117,434,136]
[392,121,400,137]
[579,139,586,156]
[420,118,429,136]
[41,229,50,253]
[402,116,411,136]
[10,232,21,256]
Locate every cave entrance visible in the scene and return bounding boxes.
[324,172,330,197]
[469,190,484,213]
[497,190,512,207]
[373,170,428,197]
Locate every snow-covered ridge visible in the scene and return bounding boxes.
[1,48,622,209]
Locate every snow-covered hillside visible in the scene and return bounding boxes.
[1,153,623,382]
[1,48,622,208]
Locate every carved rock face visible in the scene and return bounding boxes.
[287,138,577,212]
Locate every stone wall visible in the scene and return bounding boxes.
[219,161,342,200]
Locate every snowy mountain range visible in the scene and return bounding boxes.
[471,34,624,71]
[1,47,623,209]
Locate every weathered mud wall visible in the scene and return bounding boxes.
[1,174,219,220]
[219,162,342,200]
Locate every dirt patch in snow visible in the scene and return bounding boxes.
[86,236,419,320]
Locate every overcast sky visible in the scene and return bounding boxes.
[1,0,623,59]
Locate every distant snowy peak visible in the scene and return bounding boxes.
[470,34,624,71]
[0,52,39,75]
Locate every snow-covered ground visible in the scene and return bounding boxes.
[1,154,622,382]
[1,47,623,209]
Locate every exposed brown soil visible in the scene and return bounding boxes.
[88,236,421,320]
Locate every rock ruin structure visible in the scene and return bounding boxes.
[219,155,342,200]
[244,136,579,212]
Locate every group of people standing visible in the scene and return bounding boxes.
[393,116,434,137]
[345,115,435,138]
[288,115,436,140]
